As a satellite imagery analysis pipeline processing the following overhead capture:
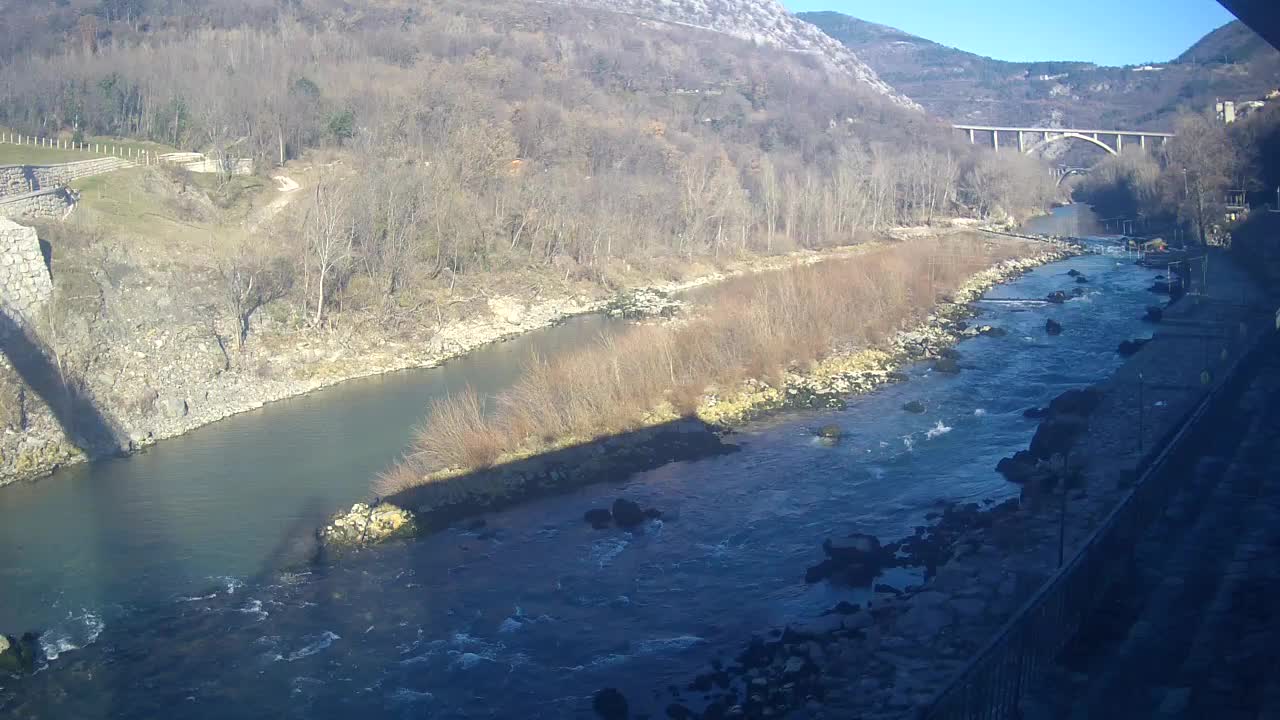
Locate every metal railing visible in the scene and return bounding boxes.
[920,322,1272,720]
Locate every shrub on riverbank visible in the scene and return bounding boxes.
[376,234,1036,494]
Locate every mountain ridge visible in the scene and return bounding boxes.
[801,11,1280,130]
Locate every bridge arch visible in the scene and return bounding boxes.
[1025,132,1118,157]
[1054,167,1090,187]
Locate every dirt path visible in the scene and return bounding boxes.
[248,174,301,232]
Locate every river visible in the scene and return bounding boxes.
[0,209,1160,718]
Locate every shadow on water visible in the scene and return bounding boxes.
[381,417,736,537]
[0,311,122,458]
[1,225,1174,718]
[0,419,736,719]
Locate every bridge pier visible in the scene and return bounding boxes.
[1018,131,1025,153]
[993,131,999,152]
[968,128,975,144]
[1118,134,1124,153]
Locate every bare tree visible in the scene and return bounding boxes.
[1161,112,1239,244]
[216,238,291,349]
[302,174,355,328]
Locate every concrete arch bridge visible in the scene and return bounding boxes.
[953,125,1175,156]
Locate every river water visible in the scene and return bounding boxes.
[1,209,1160,718]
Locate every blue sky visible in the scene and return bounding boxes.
[783,0,1238,66]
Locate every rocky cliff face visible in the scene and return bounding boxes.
[549,0,920,109]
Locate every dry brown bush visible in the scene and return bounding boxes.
[410,386,503,472]
[383,235,1034,490]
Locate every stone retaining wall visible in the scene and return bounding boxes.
[0,217,52,327]
[156,152,254,176]
[0,158,135,197]
[0,187,77,221]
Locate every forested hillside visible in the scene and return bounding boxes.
[1,0,1055,284]
[803,12,1280,131]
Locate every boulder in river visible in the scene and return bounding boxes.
[0,633,39,675]
[1029,415,1089,460]
[979,326,1008,338]
[593,688,629,719]
[320,502,418,549]
[1067,269,1082,277]
[996,450,1041,484]
[1075,275,1090,284]
[584,508,613,529]
[1048,387,1104,417]
[611,498,647,528]
[1143,306,1164,323]
[1118,338,1151,357]
[903,400,927,414]
[816,424,844,440]
[1046,291,1068,304]
[807,533,890,586]
[933,357,960,374]
[1045,319,1063,336]
[1071,287,1086,297]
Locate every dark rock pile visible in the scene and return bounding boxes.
[805,534,893,585]
[583,498,662,530]
[0,632,40,675]
[1118,338,1151,357]
[997,387,1103,485]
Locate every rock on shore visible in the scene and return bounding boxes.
[604,288,683,319]
[319,502,417,550]
[998,387,1103,484]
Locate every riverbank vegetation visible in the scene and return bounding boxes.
[376,234,1038,493]
[1074,107,1280,246]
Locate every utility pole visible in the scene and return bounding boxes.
[1137,372,1145,456]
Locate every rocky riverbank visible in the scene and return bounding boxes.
[696,245,1075,426]
[648,249,1274,720]
[0,240,895,488]
[321,236,1075,550]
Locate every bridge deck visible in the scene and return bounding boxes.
[952,124,1175,137]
